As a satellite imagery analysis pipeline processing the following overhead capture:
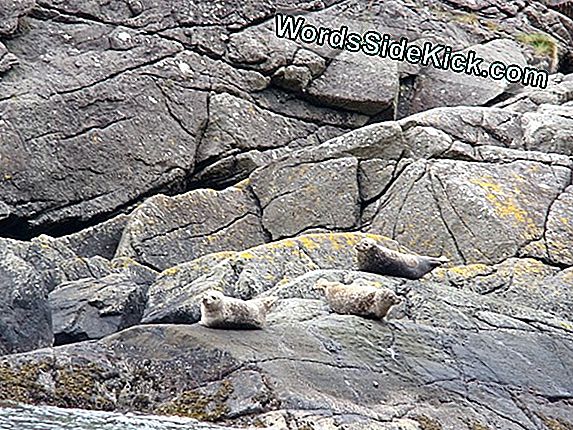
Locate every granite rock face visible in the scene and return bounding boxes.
[2,1,573,429]
[0,0,570,233]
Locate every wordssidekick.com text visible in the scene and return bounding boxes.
[274,13,549,89]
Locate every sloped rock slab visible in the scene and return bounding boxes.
[0,274,571,429]
[364,158,570,264]
[250,157,361,240]
[115,185,268,271]
[142,233,403,324]
[57,213,130,260]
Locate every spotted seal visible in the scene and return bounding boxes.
[199,290,277,329]
[355,238,448,279]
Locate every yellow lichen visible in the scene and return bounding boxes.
[414,415,443,430]
[470,177,536,231]
[446,263,490,279]
[155,379,233,421]
[162,267,180,277]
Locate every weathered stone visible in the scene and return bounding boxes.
[365,159,570,265]
[307,50,399,116]
[430,258,573,320]
[0,239,52,355]
[0,403,250,430]
[0,42,18,74]
[49,273,149,345]
[272,65,312,92]
[142,233,402,324]
[523,185,573,266]
[196,92,317,163]
[57,213,130,260]
[0,273,571,428]
[116,185,267,271]
[0,0,35,35]
[251,157,360,239]
[406,39,528,115]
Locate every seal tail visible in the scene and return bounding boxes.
[430,255,449,266]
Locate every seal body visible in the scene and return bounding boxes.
[199,290,277,329]
[355,238,448,280]
[317,279,400,320]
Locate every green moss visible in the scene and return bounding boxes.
[414,415,443,430]
[155,379,234,421]
[517,33,558,57]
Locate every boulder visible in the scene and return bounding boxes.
[57,213,130,260]
[0,240,52,355]
[49,260,156,345]
[115,185,268,271]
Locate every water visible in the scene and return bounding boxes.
[0,404,242,430]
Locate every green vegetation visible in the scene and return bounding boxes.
[517,33,558,57]
[454,12,479,26]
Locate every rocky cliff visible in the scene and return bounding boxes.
[0,0,572,429]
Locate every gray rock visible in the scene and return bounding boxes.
[522,104,573,156]
[272,65,312,92]
[142,232,402,324]
[196,92,318,163]
[0,239,52,355]
[57,213,130,259]
[406,39,528,116]
[365,159,570,265]
[49,273,149,345]
[0,42,18,74]
[251,157,360,239]
[522,185,573,266]
[430,258,573,320]
[0,273,571,428]
[0,403,252,430]
[115,185,267,271]
[0,0,34,36]
[306,50,399,116]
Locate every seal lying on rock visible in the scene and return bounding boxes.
[316,279,401,320]
[355,238,448,280]
[199,290,277,329]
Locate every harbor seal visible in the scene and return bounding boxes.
[199,290,277,329]
[316,279,401,320]
[355,238,448,280]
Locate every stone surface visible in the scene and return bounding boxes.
[405,39,528,116]
[57,213,130,260]
[306,50,399,116]
[364,158,570,265]
[0,0,570,233]
[115,184,268,271]
[49,264,155,345]
[142,233,403,325]
[0,271,571,428]
[0,239,52,355]
[0,0,35,36]
[251,157,361,239]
